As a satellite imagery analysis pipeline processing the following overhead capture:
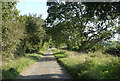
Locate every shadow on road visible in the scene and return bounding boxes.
[18,74,71,79]
[44,54,53,56]
[37,57,57,62]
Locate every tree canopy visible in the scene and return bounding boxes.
[46,2,119,52]
[2,2,46,61]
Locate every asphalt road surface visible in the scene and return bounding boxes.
[17,49,70,79]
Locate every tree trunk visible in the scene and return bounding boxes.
[41,39,45,47]
[77,42,86,53]
[66,43,70,50]
[81,42,85,53]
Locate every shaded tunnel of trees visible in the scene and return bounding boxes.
[1,1,120,62]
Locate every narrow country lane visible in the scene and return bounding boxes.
[17,49,70,79]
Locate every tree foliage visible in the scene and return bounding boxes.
[2,2,46,61]
[2,2,26,60]
[23,14,46,53]
[46,2,118,52]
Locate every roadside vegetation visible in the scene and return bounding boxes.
[48,3,120,80]
[2,53,42,79]
[52,48,120,80]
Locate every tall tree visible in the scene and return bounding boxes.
[23,14,46,53]
[46,2,118,52]
[2,2,26,60]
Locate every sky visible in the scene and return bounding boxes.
[16,0,48,20]
[16,0,119,41]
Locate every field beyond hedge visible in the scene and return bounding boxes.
[52,48,120,80]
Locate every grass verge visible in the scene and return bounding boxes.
[52,49,120,80]
[2,53,42,79]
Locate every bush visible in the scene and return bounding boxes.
[105,41,120,56]
[2,68,19,79]
[53,50,67,59]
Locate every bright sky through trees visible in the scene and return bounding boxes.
[16,0,119,41]
[16,0,48,20]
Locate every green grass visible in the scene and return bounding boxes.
[53,50,67,59]
[2,53,42,79]
[38,48,47,55]
[55,53,67,59]
[53,49,120,80]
